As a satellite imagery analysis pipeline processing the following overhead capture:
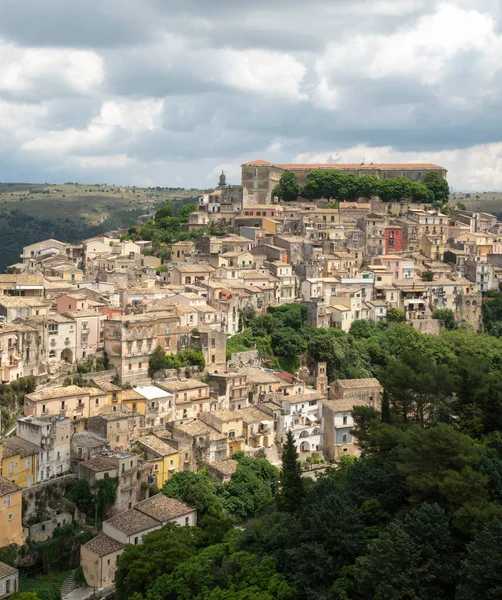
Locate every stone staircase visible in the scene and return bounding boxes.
[61,570,77,599]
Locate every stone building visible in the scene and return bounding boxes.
[16,414,71,481]
[0,562,18,598]
[241,160,447,205]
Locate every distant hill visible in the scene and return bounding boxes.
[453,191,502,219]
[0,183,201,271]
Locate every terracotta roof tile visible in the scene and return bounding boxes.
[135,494,194,521]
[82,533,124,557]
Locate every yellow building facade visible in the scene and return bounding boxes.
[0,477,24,547]
[0,439,38,489]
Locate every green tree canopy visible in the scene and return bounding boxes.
[457,518,502,600]
[273,171,300,202]
[354,503,457,600]
[423,172,450,204]
[162,471,225,519]
[277,431,304,513]
[115,523,207,600]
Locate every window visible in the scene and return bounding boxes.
[343,415,348,425]
[95,398,99,405]
[342,434,348,444]
[5,494,11,507]
[154,464,159,471]
[8,513,13,521]
[116,435,120,442]
[185,517,190,526]
[25,457,30,469]
[253,167,258,177]
[134,537,139,545]
[9,461,14,473]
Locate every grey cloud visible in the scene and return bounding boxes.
[0,0,501,189]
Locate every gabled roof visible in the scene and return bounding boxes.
[135,494,194,521]
[82,533,124,557]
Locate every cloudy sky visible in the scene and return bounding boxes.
[1,0,502,190]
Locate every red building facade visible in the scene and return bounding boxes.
[384,226,403,254]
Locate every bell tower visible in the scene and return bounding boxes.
[218,170,226,187]
[314,362,328,395]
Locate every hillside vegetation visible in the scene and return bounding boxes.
[0,183,201,271]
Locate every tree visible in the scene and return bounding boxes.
[457,518,502,600]
[10,594,41,600]
[381,389,392,423]
[422,269,434,281]
[386,308,405,323]
[378,177,412,202]
[217,458,279,520]
[482,294,502,336]
[354,504,457,600]
[433,308,458,330]
[177,203,196,222]
[351,406,380,455]
[115,523,206,600]
[396,424,502,533]
[270,327,304,371]
[380,351,453,423]
[357,175,380,199]
[147,543,294,600]
[410,181,434,203]
[273,170,300,202]
[162,471,225,519]
[155,202,174,221]
[349,320,377,339]
[65,479,94,513]
[277,431,304,512]
[423,172,449,205]
[93,476,118,521]
[148,345,168,377]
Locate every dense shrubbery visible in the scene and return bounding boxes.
[0,376,36,435]
[148,346,205,377]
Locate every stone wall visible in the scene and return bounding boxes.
[409,319,442,334]
[227,350,261,371]
[22,474,76,517]
[25,511,75,542]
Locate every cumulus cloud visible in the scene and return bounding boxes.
[0,0,501,189]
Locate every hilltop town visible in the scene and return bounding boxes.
[0,159,501,598]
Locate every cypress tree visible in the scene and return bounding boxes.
[381,388,392,423]
[277,430,304,512]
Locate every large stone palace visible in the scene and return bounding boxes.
[241,159,448,205]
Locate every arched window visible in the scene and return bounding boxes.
[299,430,309,438]
[472,300,477,305]
[342,434,348,444]
[49,350,56,358]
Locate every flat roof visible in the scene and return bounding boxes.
[134,385,173,400]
